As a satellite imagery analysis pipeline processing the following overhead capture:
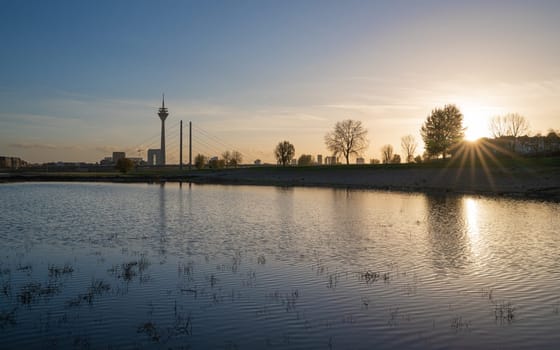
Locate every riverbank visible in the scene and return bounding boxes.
[3,159,560,201]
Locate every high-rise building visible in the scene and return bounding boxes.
[158,95,169,166]
[112,152,125,163]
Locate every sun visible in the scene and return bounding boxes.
[460,104,494,141]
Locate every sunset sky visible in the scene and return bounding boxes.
[1,0,559,164]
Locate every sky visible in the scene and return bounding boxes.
[1,0,559,164]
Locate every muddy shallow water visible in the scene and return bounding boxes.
[1,182,559,349]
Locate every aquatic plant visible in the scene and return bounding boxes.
[494,301,515,323]
[48,264,74,277]
[0,307,17,328]
[451,316,471,330]
[66,279,111,307]
[361,270,379,284]
[18,282,59,304]
[137,321,161,342]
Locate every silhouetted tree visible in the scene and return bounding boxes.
[489,116,508,138]
[401,135,417,163]
[297,154,314,166]
[115,158,134,173]
[370,158,380,164]
[490,113,530,138]
[274,141,295,166]
[208,157,225,169]
[414,155,423,163]
[420,104,465,159]
[391,154,401,164]
[222,151,231,166]
[490,113,530,151]
[325,119,368,165]
[381,144,393,164]
[194,154,207,169]
[222,150,243,167]
[230,151,243,167]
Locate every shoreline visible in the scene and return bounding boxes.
[2,165,559,202]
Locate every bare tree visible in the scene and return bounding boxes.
[230,150,242,167]
[325,119,368,165]
[221,151,231,166]
[381,144,393,164]
[274,141,295,166]
[391,154,401,164]
[490,113,530,152]
[400,135,417,163]
[507,113,530,138]
[489,116,508,138]
[490,113,530,138]
[222,150,242,167]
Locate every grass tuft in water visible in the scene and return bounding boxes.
[0,308,17,328]
[494,301,515,323]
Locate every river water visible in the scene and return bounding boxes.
[0,182,559,349]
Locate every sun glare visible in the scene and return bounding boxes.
[460,104,497,141]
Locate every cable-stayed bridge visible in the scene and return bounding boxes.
[131,121,262,166]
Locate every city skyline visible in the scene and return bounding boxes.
[1,0,559,163]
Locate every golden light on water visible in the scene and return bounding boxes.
[464,197,480,238]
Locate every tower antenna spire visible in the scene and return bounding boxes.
[162,93,165,108]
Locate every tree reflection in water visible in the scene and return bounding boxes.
[425,195,473,274]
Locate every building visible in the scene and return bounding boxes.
[324,156,338,165]
[356,157,365,164]
[112,152,126,163]
[100,157,113,166]
[317,154,323,165]
[147,149,161,166]
[0,156,27,169]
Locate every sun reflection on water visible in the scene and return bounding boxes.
[464,197,480,238]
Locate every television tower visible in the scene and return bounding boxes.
[158,94,169,165]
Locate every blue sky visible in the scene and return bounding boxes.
[1,0,559,163]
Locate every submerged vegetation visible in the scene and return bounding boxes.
[0,183,558,348]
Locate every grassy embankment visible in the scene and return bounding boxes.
[2,156,559,200]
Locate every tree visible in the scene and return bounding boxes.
[370,158,380,164]
[115,158,134,173]
[490,113,530,138]
[221,151,231,166]
[506,113,530,138]
[401,135,417,163]
[208,157,225,169]
[222,150,243,167]
[324,119,368,165]
[391,154,401,164]
[194,154,207,169]
[414,155,423,163]
[489,115,508,138]
[420,104,465,159]
[230,150,242,167]
[297,154,314,166]
[274,141,295,166]
[381,144,393,164]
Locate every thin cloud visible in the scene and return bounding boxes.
[8,142,84,150]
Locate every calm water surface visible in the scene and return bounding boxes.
[0,182,559,349]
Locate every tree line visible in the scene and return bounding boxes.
[274,104,542,166]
